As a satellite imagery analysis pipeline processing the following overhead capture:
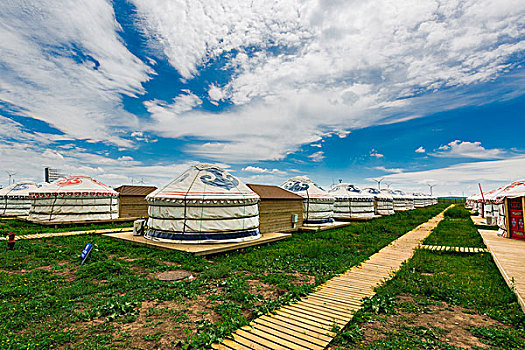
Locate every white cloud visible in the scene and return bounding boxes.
[308,151,325,162]
[415,146,426,153]
[370,150,384,158]
[381,155,525,196]
[242,166,286,175]
[431,140,506,159]
[118,156,134,161]
[133,0,524,162]
[0,0,152,146]
[374,166,403,174]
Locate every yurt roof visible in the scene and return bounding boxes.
[147,163,258,201]
[247,184,302,200]
[0,181,41,198]
[29,175,118,197]
[383,189,408,198]
[115,185,157,196]
[495,180,525,201]
[281,176,334,200]
[361,187,393,200]
[328,183,374,199]
[483,185,508,202]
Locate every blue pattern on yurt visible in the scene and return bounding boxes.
[200,167,239,190]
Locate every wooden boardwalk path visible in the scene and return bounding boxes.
[479,229,525,312]
[420,244,488,253]
[212,208,449,350]
[0,227,133,241]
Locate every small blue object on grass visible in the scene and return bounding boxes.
[80,243,93,265]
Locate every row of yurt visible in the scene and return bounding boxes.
[328,183,375,219]
[0,181,42,216]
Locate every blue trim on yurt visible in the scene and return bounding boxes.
[146,228,260,241]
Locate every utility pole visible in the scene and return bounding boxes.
[372,178,384,190]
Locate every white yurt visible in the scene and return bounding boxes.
[412,193,427,208]
[361,187,395,215]
[0,181,41,216]
[281,176,335,224]
[394,190,415,210]
[145,164,260,244]
[28,175,119,222]
[483,185,507,225]
[383,189,408,211]
[328,183,375,219]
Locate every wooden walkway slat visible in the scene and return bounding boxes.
[215,207,450,349]
[479,229,525,313]
[0,227,133,241]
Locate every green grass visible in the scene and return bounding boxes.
[0,218,132,237]
[332,206,525,350]
[423,206,485,248]
[0,204,448,349]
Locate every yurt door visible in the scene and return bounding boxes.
[508,198,525,240]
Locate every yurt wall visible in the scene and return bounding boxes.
[115,185,157,218]
[247,184,303,233]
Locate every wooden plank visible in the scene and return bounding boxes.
[250,322,324,350]
[267,314,336,338]
[254,316,330,346]
[289,303,350,323]
[295,300,353,318]
[278,306,346,326]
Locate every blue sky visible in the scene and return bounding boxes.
[0,0,524,196]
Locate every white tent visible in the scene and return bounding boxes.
[281,176,335,224]
[145,164,260,244]
[0,181,41,216]
[412,192,427,208]
[394,190,416,210]
[28,175,119,222]
[383,189,408,211]
[482,185,507,225]
[361,187,395,215]
[328,183,375,219]
[494,180,525,239]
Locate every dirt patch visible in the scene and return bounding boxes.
[246,279,283,300]
[333,295,508,349]
[156,270,194,282]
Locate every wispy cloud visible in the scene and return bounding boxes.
[242,166,286,175]
[308,151,325,162]
[415,146,426,153]
[370,149,384,158]
[374,166,403,174]
[431,140,506,159]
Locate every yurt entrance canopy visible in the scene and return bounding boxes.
[146,164,260,244]
[328,183,374,219]
[28,175,119,222]
[361,187,395,215]
[281,176,335,224]
[495,180,525,241]
[0,181,41,216]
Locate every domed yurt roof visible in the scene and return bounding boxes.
[30,175,118,197]
[0,181,41,198]
[1,181,42,216]
[361,187,393,200]
[281,176,334,202]
[146,163,260,244]
[328,183,374,201]
[495,180,525,202]
[147,164,259,202]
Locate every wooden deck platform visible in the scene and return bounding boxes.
[212,207,450,350]
[103,231,291,256]
[300,221,351,232]
[19,217,138,226]
[333,215,379,222]
[0,227,133,241]
[479,229,525,312]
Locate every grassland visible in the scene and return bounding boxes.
[0,218,132,237]
[0,203,448,349]
[330,205,525,349]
